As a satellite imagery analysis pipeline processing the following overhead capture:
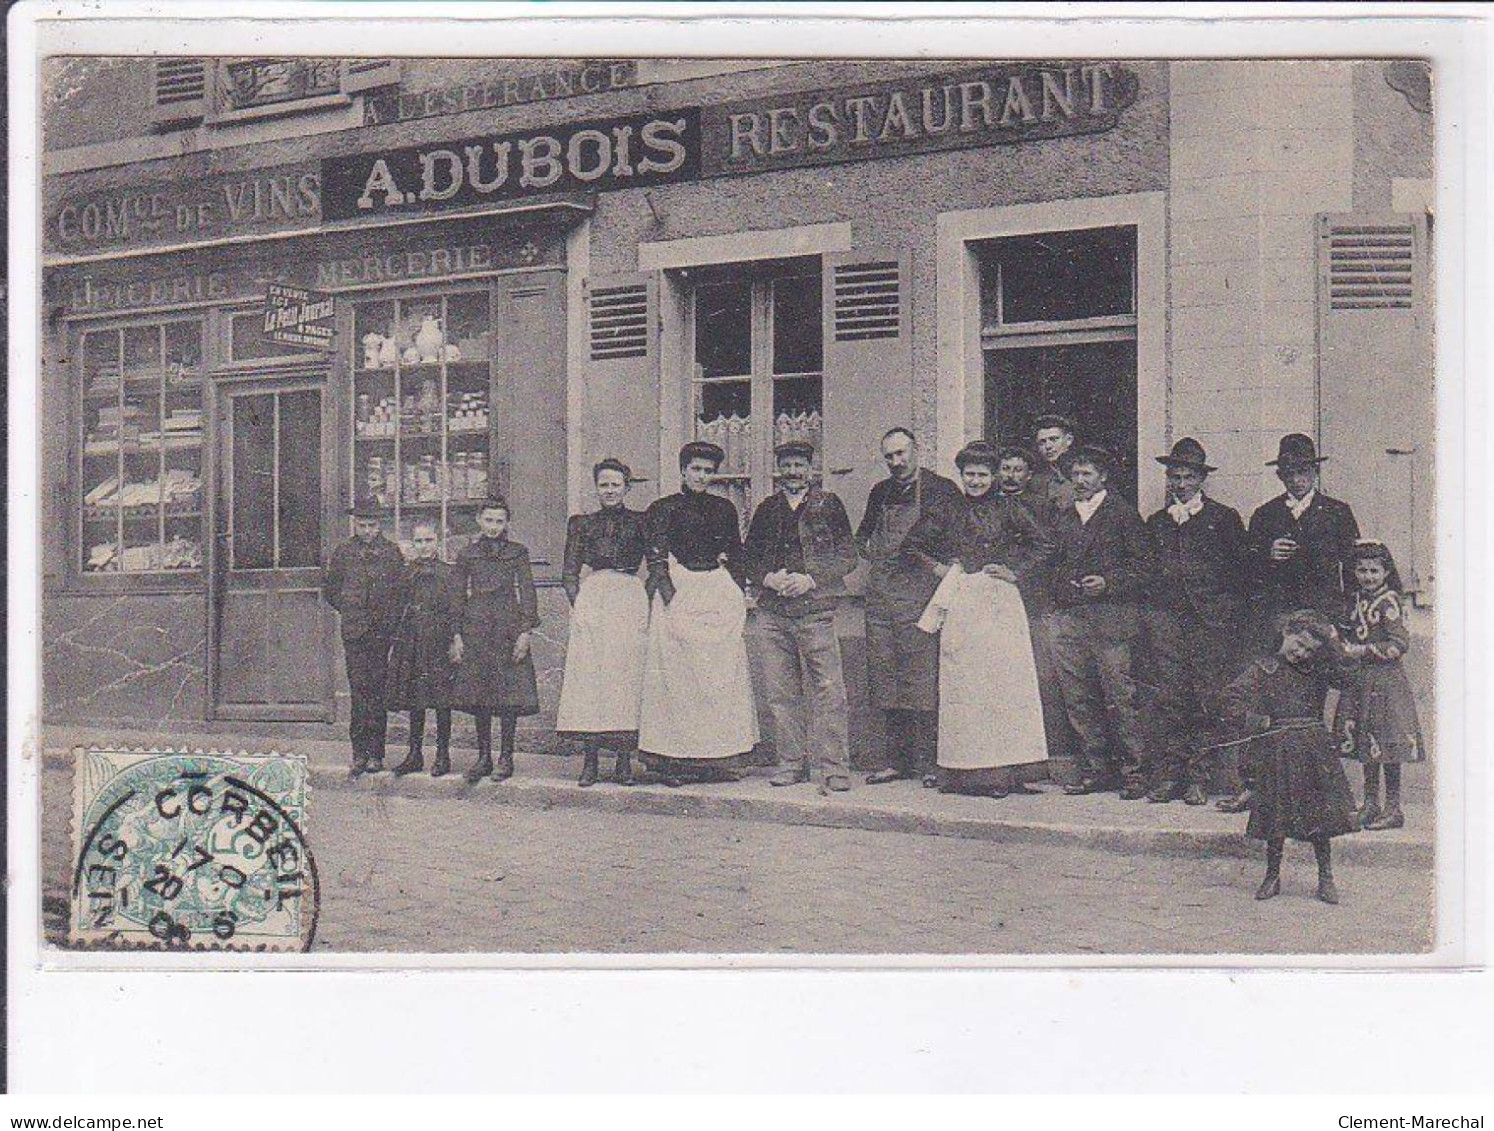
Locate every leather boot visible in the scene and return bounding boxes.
[392,751,424,776]
[1314,840,1339,904]
[465,755,493,784]
[494,750,515,781]
[578,751,599,788]
[1256,840,1284,900]
[614,750,636,786]
[431,752,450,778]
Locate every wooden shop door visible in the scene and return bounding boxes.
[209,378,335,721]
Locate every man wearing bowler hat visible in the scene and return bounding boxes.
[1141,438,1250,805]
[1247,434,1361,626]
[743,440,859,793]
[1045,443,1156,798]
[1220,433,1361,812]
[326,499,405,776]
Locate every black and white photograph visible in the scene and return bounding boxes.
[25,42,1449,960]
[10,2,1494,1102]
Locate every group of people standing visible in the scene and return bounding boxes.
[327,415,1426,904]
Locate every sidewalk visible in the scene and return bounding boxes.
[39,724,1432,868]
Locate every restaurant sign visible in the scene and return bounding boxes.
[264,284,336,350]
[700,61,1139,176]
[320,108,701,221]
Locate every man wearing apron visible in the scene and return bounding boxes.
[857,427,963,785]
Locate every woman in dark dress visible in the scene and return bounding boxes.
[1221,609,1358,904]
[556,458,650,787]
[387,519,462,778]
[450,497,540,783]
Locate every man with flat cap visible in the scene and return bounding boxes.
[857,427,964,786]
[638,440,759,784]
[1045,444,1156,799]
[743,440,859,794]
[1030,413,1080,516]
[326,499,405,776]
[1142,438,1250,805]
[1220,433,1360,812]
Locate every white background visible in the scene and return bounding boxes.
[7,1,1492,1094]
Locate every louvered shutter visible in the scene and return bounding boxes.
[1316,212,1433,598]
[343,59,401,93]
[821,250,913,539]
[581,272,661,506]
[152,58,207,126]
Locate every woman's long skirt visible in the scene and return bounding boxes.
[555,569,648,745]
[918,567,1047,774]
[638,561,760,762]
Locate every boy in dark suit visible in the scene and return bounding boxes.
[1142,439,1249,805]
[326,499,405,777]
[1045,446,1155,799]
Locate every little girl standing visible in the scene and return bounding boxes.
[1222,610,1359,904]
[1336,540,1426,830]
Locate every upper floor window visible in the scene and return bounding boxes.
[152,58,399,129]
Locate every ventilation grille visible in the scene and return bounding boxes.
[588,283,650,361]
[1327,224,1415,310]
[832,261,901,341]
[154,59,207,106]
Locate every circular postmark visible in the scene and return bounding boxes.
[70,748,318,952]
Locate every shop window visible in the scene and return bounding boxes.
[78,318,205,574]
[978,225,1140,499]
[688,258,823,526]
[350,289,494,556]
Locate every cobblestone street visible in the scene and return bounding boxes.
[307,796,1432,955]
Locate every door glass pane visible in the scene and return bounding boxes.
[694,279,752,378]
[984,339,1139,502]
[277,390,322,568]
[232,393,275,570]
[980,227,1136,326]
[771,273,823,375]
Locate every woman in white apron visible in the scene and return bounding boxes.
[904,441,1055,797]
[556,458,650,786]
[637,441,759,785]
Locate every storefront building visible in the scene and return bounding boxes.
[40,57,1434,755]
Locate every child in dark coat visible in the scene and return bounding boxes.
[386,519,461,778]
[450,497,541,783]
[1335,540,1426,830]
[1221,609,1358,904]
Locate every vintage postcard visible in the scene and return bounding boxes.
[28,38,1447,963]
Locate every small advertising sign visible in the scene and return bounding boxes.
[264,283,336,350]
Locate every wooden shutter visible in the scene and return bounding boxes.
[581,272,661,506]
[151,59,207,126]
[821,250,913,534]
[1316,212,1433,598]
[343,59,401,93]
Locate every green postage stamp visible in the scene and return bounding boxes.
[69,747,318,952]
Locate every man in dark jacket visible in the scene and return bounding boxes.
[1141,438,1250,805]
[996,443,1080,775]
[857,427,964,785]
[1247,433,1361,629]
[326,500,405,776]
[1219,432,1361,812]
[1046,445,1156,798]
[1029,413,1080,516]
[744,441,859,793]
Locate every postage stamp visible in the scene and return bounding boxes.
[69,747,318,952]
